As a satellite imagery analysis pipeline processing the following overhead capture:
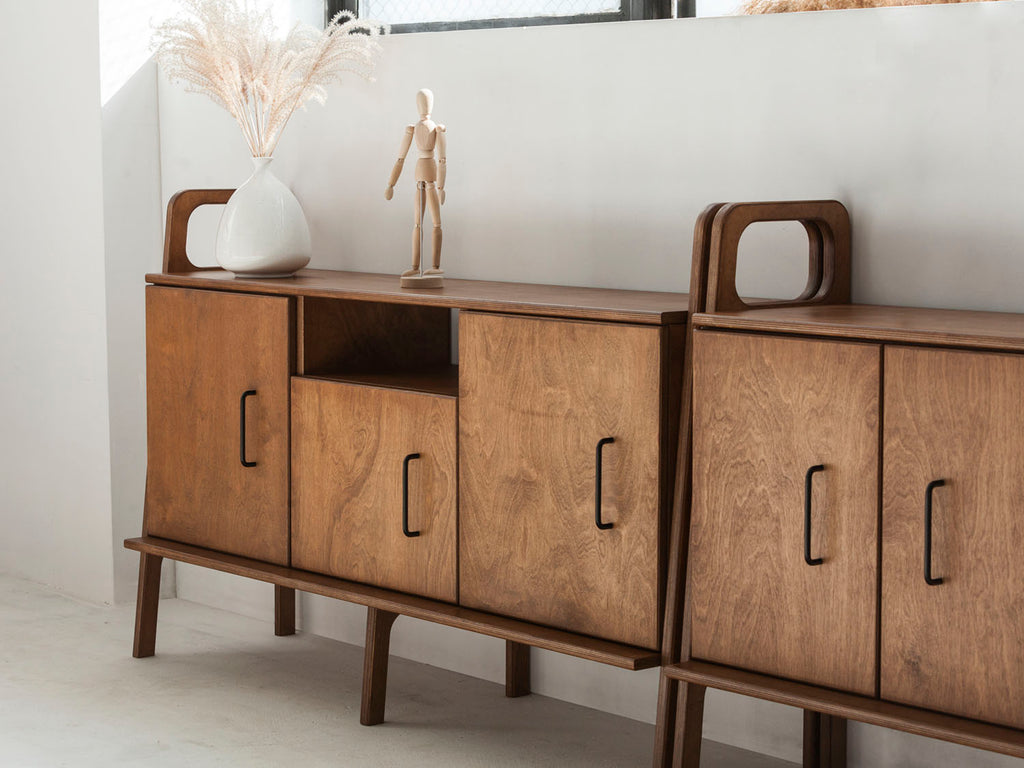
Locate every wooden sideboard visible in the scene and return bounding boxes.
[656,202,1024,765]
[127,189,690,727]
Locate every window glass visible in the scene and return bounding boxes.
[361,0,620,23]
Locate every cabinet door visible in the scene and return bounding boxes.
[459,312,663,649]
[690,331,880,695]
[145,286,291,564]
[882,346,1024,729]
[291,379,457,602]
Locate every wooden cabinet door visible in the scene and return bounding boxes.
[690,331,880,695]
[291,379,457,603]
[882,346,1024,729]
[145,286,291,564]
[459,312,663,649]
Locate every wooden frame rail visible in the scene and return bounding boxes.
[125,536,661,671]
[664,661,1024,760]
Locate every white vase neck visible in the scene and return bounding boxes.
[251,156,274,171]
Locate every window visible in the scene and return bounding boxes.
[326,0,674,32]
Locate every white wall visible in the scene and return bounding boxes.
[99,0,176,604]
[159,4,1024,766]
[0,2,115,605]
[101,60,168,603]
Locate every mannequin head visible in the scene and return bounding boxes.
[416,88,433,118]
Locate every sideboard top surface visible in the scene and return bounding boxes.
[146,269,689,325]
[694,303,1024,352]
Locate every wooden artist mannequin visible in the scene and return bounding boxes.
[386,88,447,288]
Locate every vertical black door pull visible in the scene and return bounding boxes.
[403,453,422,538]
[240,390,257,468]
[595,437,616,530]
[925,479,946,586]
[804,464,825,566]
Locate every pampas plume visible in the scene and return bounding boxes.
[154,0,387,157]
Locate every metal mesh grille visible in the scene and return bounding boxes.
[362,0,621,24]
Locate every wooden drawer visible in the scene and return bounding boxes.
[458,312,663,649]
[882,346,1024,729]
[290,378,457,603]
[144,286,292,565]
[690,331,880,695]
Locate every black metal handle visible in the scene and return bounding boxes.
[925,479,946,586]
[240,390,257,468]
[804,464,825,566]
[402,453,422,538]
[595,437,615,531]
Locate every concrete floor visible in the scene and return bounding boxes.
[0,574,795,767]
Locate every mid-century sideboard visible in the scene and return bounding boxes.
[127,189,688,725]
[656,201,1024,766]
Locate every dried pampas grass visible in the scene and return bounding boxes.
[741,0,1002,13]
[154,0,387,157]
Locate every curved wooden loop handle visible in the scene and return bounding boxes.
[162,189,235,273]
[705,200,851,313]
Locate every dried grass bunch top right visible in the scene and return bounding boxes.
[742,0,1003,14]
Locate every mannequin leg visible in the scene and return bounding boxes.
[403,183,425,277]
[424,183,443,275]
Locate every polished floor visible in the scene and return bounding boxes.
[0,574,794,767]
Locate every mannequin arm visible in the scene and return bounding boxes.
[385,125,415,200]
[436,125,447,205]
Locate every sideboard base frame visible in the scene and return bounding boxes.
[663,661,1024,761]
[125,536,660,721]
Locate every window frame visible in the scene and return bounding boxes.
[326,0,675,33]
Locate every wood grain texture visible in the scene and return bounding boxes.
[653,201,725,768]
[144,286,292,564]
[882,346,1024,730]
[162,189,234,273]
[299,296,450,376]
[361,608,399,725]
[670,680,706,768]
[803,712,847,768]
[291,378,457,603]
[656,202,850,768]
[690,331,880,695]
[694,303,1024,353]
[148,269,688,325]
[505,641,531,698]
[124,536,660,669]
[304,367,458,398]
[664,660,1024,759]
[459,312,663,649]
[275,586,295,636]
[705,200,851,314]
[132,553,163,658]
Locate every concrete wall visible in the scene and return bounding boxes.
[0,2,115,605]
[156,4,1024,766]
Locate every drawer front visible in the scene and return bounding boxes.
[690,331,880,695]
[459,312,663,649]
[882,346,1024,729]
[291,378,457,603]
[145,286,292,564]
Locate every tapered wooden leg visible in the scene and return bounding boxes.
[653,676,679,768]
[132,553,163,658]
[803,712,848,768]
[672,682,706,768]
[505,640,531,698]
[274,586,296,636]
[361,607,399,726]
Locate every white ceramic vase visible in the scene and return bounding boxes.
[215,157,312,278]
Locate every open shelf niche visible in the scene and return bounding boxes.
[297,296,457,397]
